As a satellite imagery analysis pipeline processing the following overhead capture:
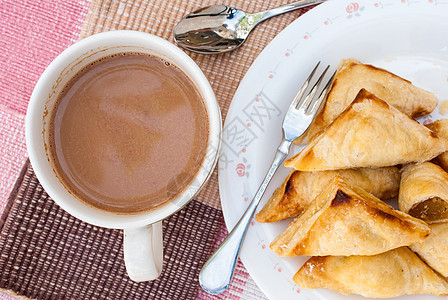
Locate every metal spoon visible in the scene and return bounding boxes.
[173,0,326,54]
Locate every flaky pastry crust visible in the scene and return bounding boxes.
[285,90,448,171]
[293,247,448,298]
[270,177,430,257]
[427,119,448,172]
[295,58,438,144]
[256,167,400,223]
[399,162,448,223]
[410,223,448,277]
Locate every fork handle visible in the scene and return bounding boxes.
[199,139,291,294]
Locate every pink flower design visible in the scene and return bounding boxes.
[423,119,433,125]
[236,163,246,177]
[346,2,359,13]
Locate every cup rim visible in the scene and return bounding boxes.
[26,30,222,229]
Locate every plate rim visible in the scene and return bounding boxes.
[218,0,448,299]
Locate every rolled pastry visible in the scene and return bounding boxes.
[270,176,430,257]
[399,162,448,223]
[256,166,400,223]
[293,247,448,298]
[285,90,448,171]
[295,58,438,144]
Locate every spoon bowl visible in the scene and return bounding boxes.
[173,0,326,54]
[174,5,257,54]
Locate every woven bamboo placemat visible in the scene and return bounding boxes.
[0,161,223,299]
[0,0,316,298]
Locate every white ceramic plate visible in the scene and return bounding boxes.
[218,0,448,299]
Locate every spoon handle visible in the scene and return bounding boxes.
[256,0,326,23]
[198,139,291,295]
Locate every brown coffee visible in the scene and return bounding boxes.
[47,53,209,214]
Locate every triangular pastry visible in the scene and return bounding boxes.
[285,90,448,171]
[296,58,438,144]
[293,247,448,297]
[256,167,400,223]
[399,162,448,223]
[270,177,430,257]
[427,119,448,172]
[410,223,448,277]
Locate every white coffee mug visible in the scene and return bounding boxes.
[25,30,221,282]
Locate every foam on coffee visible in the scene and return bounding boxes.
[47,53,209,214]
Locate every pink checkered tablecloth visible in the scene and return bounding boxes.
[0,0,314,299]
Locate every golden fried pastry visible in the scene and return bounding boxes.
[296,58,438,144]
[410,223,448,277]
[256,167,400,223]
[399,162,448,223]
[293,247,448,298]
[285,90,448,171]
[270,176,430,257]
[427,119,448,172]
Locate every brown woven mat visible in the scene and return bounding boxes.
[0,160,222,299]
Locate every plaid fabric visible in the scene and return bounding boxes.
[0,0,316,299]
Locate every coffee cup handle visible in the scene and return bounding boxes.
[123,222,163,282]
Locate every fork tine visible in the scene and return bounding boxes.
[299,65,329,114]
[307,70,336,115]
[289,61,320,109]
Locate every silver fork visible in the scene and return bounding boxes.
[199,62,334,294]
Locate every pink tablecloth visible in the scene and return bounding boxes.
[0,0,89,212]
[0,0,86,297]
